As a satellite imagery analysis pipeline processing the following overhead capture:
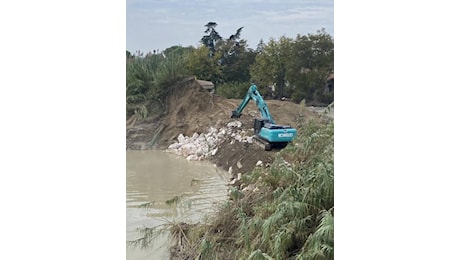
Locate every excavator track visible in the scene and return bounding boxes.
[254,135,272,151]
[253,136,288,151]
[253,136,270,151]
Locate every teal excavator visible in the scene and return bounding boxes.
[231,84,297,151]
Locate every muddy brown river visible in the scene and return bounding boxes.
[126,150,229,259]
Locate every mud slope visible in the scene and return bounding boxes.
[156,79,228,148]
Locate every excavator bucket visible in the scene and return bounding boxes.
[231,110,241,118]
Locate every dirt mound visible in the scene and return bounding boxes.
[127,79,319,174]
[211,138,275,174]
[156,78,224,148]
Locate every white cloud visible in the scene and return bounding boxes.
[263,7,333,22]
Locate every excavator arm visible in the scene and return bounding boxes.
[231,88,252,119]
[231,84,275,124]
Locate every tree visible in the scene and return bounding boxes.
[217,39,256,83]
[201,22,222,55]
[126,48,189,117]
[288,29,334,104]
[250,30,334,103]
[195,23,256,88]
[255,39,265,54]
[228,26,244,41]
[250,37,293,99]
[163,45,194,59]
[126,50,134,59]
[187,46,222,83]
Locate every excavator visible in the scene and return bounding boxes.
[231,84,297,151]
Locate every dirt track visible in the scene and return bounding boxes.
[126,79,325,175]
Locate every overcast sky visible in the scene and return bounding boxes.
[126,0,333,53]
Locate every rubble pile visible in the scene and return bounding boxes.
[167,120,253,161]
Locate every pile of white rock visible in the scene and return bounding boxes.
[167,120,254,161]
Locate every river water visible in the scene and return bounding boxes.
[126,150,229,259]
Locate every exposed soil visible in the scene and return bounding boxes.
[126,79,322,175]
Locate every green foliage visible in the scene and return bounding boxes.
[137,201,155,209]
[127,224,170,250]
[152,53,188,98]
[250,29,334,103]
[318,92,334,105]
[288,30,334,104]
[250,36,293,99]
[246,120,333,259]
[126,50,134,59]
[126,58,155,103]
[216,81,251,99]
[219,39,256,83]
[126,47,190,118]
[186,46,223,83]
[165,195,183,206]
[163,45,194,58]
[192,22,256,85]
[248,249,275,260]
[199,239,214,259]
[298,209,334,260]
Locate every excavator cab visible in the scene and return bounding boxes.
[253,118,271,135]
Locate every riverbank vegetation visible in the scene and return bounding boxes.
[167,118,333,259]
[126,48,190,119]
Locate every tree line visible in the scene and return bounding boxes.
[126,22,334,118]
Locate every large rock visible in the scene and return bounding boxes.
[177,134,185,143]
[227,121,242,128]
[181,143,197,156]
[186,154,199,161]
[168,119,254,160]
[168,143,181,149]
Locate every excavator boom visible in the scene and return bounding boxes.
[231,85,275,124]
